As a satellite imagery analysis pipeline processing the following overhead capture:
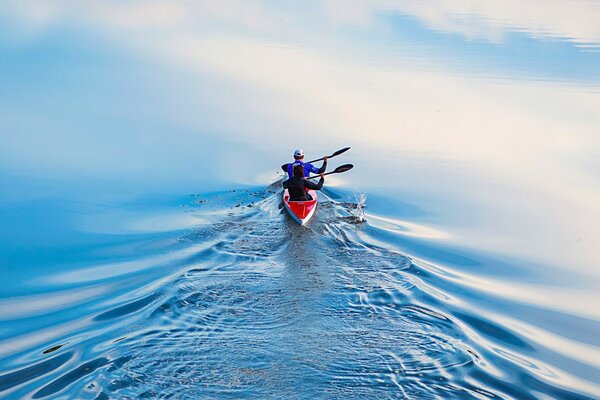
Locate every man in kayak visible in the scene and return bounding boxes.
[283,164,324,201]
[286,149,328,178]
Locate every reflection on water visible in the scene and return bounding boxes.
[1,186,598,399]
[1,1,600,399]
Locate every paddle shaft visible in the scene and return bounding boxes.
[307,146,350,164]
[281,147,350,171]
[306,164,353,179]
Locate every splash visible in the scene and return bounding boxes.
[354,191,367,222]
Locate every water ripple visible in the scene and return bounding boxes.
[0,185,597,399]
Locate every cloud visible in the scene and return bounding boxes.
[4,1,600,47]
[322,0,600,48]
[1,1,599,183]
[2,1,598,161]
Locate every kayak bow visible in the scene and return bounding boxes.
[283,189,317,225]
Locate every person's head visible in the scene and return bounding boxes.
[293,148,304,161]
[293,164,304,177]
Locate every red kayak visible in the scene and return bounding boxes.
[283,189,317,225]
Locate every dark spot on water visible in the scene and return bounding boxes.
[42,343,66,354]
[188,267,209,273]
[113,337,127,343]
[466,348,480,360]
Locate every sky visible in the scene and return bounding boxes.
[0,0,599,271]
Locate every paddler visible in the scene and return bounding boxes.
[286,149,328,178]
[283,164,325,201]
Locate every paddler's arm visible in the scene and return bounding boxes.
[305,174,324,190]
[317,156,328,174]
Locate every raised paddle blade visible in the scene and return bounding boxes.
[331,147,351,157]
[333,163,353,173]
[307,146,352,164]
[306,163,354,178]
[281,164,288,171]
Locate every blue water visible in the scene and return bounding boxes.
[2,2,600,399]
[0,175,598,399]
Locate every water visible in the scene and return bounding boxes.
[1,2,600,399]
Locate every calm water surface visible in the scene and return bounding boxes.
[1,2,599,399]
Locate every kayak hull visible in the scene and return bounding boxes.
[283,189,317,225]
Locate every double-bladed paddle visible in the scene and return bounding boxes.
[280,146,351,171]
[306,163,353,179]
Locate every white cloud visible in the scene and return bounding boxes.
[322,0,600,47]
[4,0,600,46]
[2,1,599,182]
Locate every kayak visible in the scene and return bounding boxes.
[283,189,317,225]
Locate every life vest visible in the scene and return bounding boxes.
[287,161,308,178]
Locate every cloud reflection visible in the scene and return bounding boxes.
[1,1,599,271]
[3,1,600,47]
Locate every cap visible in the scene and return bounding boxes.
[293,148,304,157]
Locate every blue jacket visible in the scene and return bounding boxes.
[287,160,326,178]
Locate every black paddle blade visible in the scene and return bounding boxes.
[331,147,351,157]
[306,163,353,179]
[281,164,288,171]
[334,163,353,173]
